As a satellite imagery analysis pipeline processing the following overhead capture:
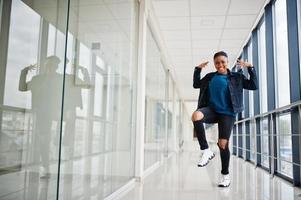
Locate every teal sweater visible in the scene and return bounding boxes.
[209,74,236,117]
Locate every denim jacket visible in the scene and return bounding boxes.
[193,67,258,113]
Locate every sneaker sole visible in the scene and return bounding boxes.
[197,153,215,167]
[218,183,230,187]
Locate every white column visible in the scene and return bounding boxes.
[135,0,148,179]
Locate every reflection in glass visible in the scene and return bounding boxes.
[0,0,139,199]
[59,0,139,199]
[0,0,68,199]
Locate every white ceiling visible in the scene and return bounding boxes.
[152,0,268,114]
[25,0,268,116]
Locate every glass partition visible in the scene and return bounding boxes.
[0,0,68,199]
[0,0,138,199]
[261,117,269,168]
[167,76,174,155]
[59,0,138,199]
[274,0,290,108]
[144,25,166,169]
[258,21,267,113]
[276,113,292,178]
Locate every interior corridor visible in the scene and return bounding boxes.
[120,142,301,200]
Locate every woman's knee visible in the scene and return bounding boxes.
[191,111,204,121]
[218,139,228,150]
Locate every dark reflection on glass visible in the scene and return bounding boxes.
[18,55,90,179]
[19,56,64,178]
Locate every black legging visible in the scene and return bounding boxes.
[193,106,235,175]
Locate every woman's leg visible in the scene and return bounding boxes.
[218,139,230,174]
[191,107,217,150]
[217,115,235,175]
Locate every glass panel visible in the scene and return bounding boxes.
[0,0,68,199]
[58,0,138,199]
[144,25,166,169]
[277,114,292,177]
[242,122,246,158]
[250,120,256,162]
[167,76,174,155]
[174,92,182,151]
[274,0,290,107]
[258,21,268,113]
[261,117,269,168]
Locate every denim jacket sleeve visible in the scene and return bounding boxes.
[193,67,208,88]
[242,66,258,90]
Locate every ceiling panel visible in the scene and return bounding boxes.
[162,30,191,40]
[172,60,193,67]
[158,17,190,30]
[107,2,134,20]
[151,0,267,101]
[191,16,226,30]
[191,29,222,40]
[222,29,249,40]
[169,48,192,56]
[77,5,113,21]
[192,39,219,49]
[152,0,189,17]
[103,0,134,3]
[219,39,243,48]
[172,56,192,63]
[70,0,104,7]
[228,0,266,15]
[190,0,229,16]
[192,48,218,56]
[165,40,191,49]
[225,15,256,29]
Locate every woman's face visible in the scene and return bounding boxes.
[214,55,228,74]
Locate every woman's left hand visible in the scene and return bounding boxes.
[237,59,253,68]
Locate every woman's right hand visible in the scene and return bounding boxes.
[197,61,209,69]
[22,64,36,72]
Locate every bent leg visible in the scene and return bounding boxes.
[192,111,208,150]
[191,107,217,150]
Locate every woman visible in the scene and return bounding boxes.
[191,51,258,187]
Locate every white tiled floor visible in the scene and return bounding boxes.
[119,142,301,200]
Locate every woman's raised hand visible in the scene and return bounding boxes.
[237,59,253,68]
[197,61,209,69]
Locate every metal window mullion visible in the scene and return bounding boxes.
[0,0,12,132]
[287,0,301,187]
[252,29,260,115]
